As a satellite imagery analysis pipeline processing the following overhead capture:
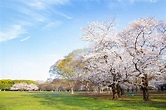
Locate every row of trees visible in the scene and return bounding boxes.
[0,79,82,92]
[37,78,84,92]
[0,79,36,91]
[50,17,166,101]
[0,79,73,91]
[37,79,67,91]
[11,82,38,91]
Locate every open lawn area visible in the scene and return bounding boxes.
[0,91,166,110]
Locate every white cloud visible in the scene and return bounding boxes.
[24,0,72,20]
[25,0,70,10]
[147,0,158,3]
[0,0,71,42]
[0,25,26,42]
[18,7,47,22]
[20,36,31,42]
[43,21,62,29]
[53,0,70,5]
[108,0,158,9]
[26,1,45,10]
[17,20,33,26]
[56,11,72,19]
[126,0,158,3]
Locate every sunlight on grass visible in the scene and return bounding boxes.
[0,91,165,110]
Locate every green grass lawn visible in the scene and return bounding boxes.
[0,91,165,110]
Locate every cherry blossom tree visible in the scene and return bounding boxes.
[50,17,165,101]
[119,17,166,101]
[81,17,165,100]
[81,18,128,98]
[10,82,38,91]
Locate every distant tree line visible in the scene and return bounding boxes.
[11,82,38,91]
[37,78,82,92]
[0,79,36,91]
[0,79,82,92]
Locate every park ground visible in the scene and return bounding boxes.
[0,91,166,110]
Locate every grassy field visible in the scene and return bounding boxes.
[0,91,166,110]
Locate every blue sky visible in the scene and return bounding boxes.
[0,0,165,81]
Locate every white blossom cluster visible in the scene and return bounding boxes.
[81,17,166,88]
[10,82,38,91]
[50,17,165,89]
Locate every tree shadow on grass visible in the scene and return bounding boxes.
[28,92,166,110]
[83,93,166,109]
[30,92,105,110]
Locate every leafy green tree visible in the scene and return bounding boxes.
[50,49,86,94]
[0,79,13,90]
[0,79,36,91]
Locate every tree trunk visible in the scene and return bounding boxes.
[141,74,149,101]
[71,87,74,94]
[117,83,122,98]
[68,82,74,94]
[135,85,138,92]
[142,87,149,101]
[112,83,118,100]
